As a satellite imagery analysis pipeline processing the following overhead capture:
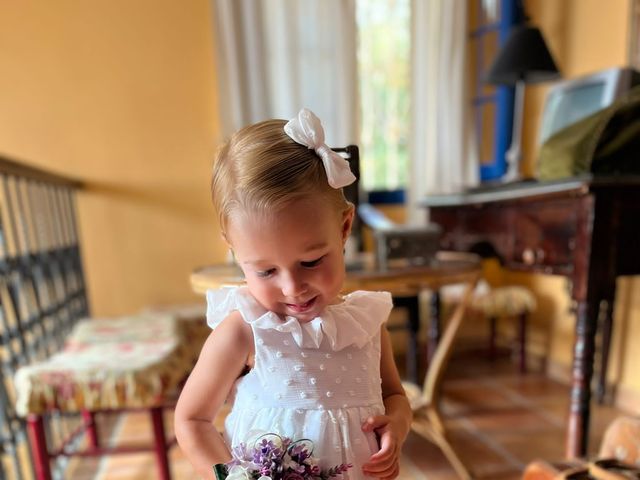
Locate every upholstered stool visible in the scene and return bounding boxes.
[143,302,209,367]
[443,280,537,373]
[14,312,195,480]
[472,285,537,373]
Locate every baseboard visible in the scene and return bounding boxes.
[614,385,640,415]
[546,359,640,415]
[546,359,572,384]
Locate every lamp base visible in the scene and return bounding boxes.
[502,80,525,183]
[503,144,522,183]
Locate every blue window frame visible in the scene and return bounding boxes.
[471,0,522,181]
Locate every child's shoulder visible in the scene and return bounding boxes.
[210,309,252,343]
[206,286,266,329]
[339,290,393,317]
[196,309,254,377]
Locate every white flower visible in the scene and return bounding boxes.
[284,459,300,470]
[257,476,272,480]
[227,465,250,480]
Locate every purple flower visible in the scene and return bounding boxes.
[224,433,352,480]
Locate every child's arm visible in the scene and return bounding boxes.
[174,311,252,479]
[362,326,412,479]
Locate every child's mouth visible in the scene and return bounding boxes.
[285,296,317,314]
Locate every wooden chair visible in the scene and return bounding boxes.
[402,264,480,480]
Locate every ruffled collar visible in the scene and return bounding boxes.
[206,287,392,351]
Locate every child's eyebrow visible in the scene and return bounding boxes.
[303,242,328,252]
[242,243,329,265]
[242,259,269,266]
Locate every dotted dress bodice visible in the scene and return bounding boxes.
[206,287,393,480]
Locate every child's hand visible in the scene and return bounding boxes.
[361,415,402,479]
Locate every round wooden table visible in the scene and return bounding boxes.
[190,251,480,294]
[190,250,480,382]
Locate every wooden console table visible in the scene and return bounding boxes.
[422,175,640,459]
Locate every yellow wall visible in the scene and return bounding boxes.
[517,0,640,409]
[0,1,228,316]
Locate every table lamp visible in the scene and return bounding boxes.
[486,24,560,181]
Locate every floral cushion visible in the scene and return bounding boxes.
[14,313,196,416]
[442,281,537,317]
[143,303,209,364]
[471,286,537,317]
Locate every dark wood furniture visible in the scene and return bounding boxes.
[421,175,640,459]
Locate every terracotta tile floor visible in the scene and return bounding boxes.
[62,350,626,480]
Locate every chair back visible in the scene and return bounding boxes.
[332,145,441,270]
[332,145,364,251]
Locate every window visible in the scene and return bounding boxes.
[469,0,520,181]
[356,0,410,192]
[358,0,518,190]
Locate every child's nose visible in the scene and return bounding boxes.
[281,272,307,298]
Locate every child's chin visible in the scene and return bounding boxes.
[289,306,323,323]
[293,313,318,323]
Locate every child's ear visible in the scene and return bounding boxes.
[221,232,231,248]
[221,235,237,264]
[341,206,355,244]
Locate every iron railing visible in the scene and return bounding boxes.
[0,155,89,479]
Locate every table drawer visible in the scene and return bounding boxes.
[508,199,579,272]
[433,206,513,259]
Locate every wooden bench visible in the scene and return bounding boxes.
[0,156,200,480]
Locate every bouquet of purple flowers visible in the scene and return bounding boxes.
[214,433,352,480]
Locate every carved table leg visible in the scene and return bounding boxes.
[392,295,421,384]
[566,300,598,458]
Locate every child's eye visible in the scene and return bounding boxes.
[301,256,325,268]
[256,268,275,278]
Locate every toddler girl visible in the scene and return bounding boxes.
[175,109,412,479]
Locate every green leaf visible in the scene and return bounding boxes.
[213,463,229,480]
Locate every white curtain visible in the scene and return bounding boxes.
[408,0,478,222]
[212,0,359,147]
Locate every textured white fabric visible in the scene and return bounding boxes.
[284,108,357,189]
[409,0,478,222]
[206,287,393,479]
[212,0,359,147]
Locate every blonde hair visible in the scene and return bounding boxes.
[211,119,352,236]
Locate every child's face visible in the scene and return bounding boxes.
[226,197,353,323]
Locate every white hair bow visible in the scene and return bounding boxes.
[284,108,356,189]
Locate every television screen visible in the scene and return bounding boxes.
[538,67,640,146]
[539,82,606,144]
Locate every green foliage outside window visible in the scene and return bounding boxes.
[357,0,410,191]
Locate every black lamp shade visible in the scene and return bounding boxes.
[486,25,560,85]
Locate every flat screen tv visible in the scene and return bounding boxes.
[539,67,640,145]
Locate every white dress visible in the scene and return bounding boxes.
[206,286,393,480]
